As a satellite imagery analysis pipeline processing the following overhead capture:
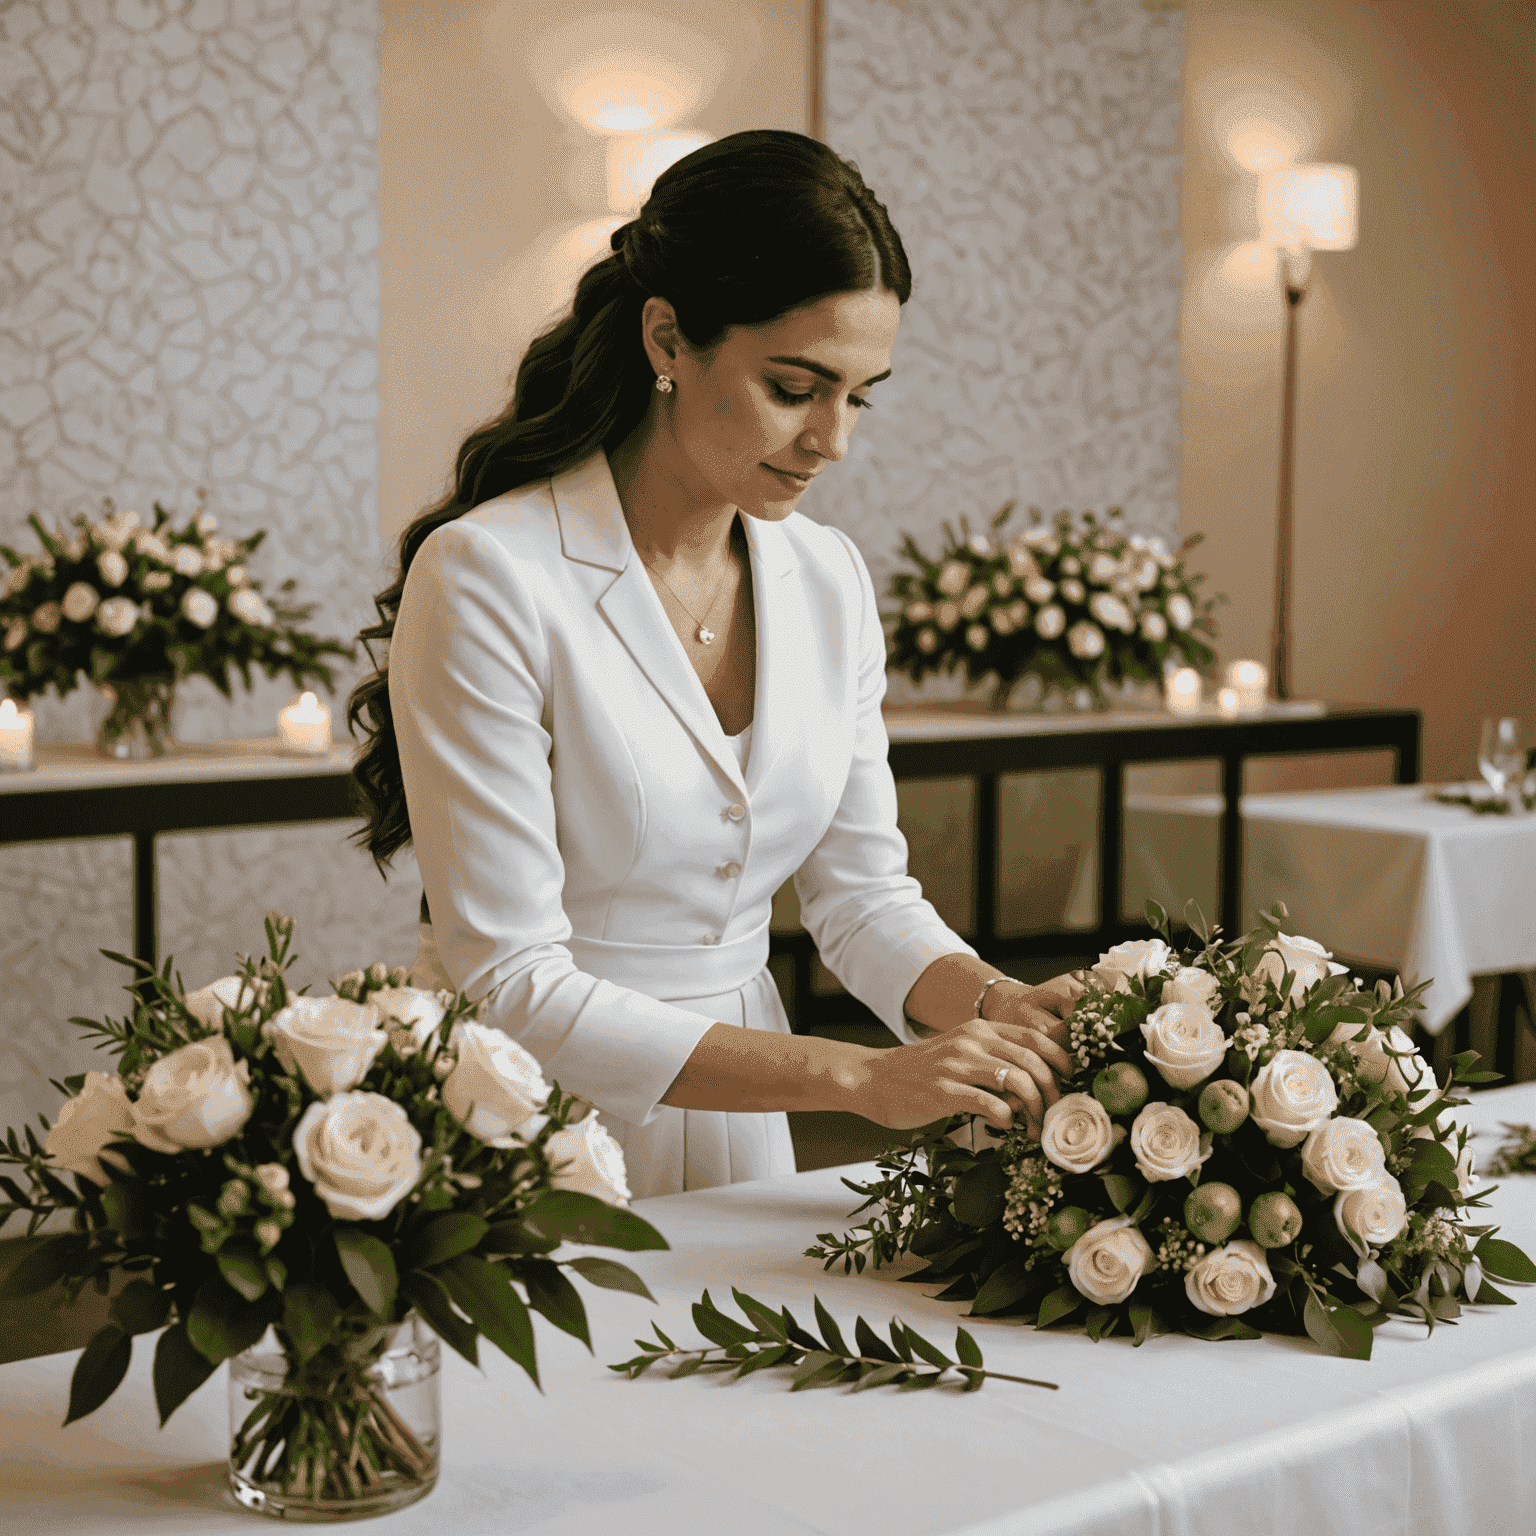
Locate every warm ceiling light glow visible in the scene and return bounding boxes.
[1224,118,1304,173]
[606,130,712,213]
[1258,164,1359,251]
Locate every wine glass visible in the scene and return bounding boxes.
[1478,717,1524,799]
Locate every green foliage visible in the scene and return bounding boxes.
[609,1289,1058,1395]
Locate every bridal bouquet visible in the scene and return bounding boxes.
[0,915,661,1518]
[811,904,1535,1359]
[886,504,1219,709]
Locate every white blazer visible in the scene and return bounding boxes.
[391,451,973,1197]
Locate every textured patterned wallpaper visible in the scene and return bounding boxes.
[0,0,417,1142]
[810,0,1185,643]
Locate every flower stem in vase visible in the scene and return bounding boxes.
[96,676,177,759]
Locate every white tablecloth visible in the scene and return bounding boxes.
[1125,786,1536,1032]
[4,1083,1536,1535]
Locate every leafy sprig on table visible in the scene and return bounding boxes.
[1485,1124,1536,1178]
[610,1288,1057,1394]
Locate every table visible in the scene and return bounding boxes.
[0,740,357,969]
[5,1082,1533,1536]
[773,702,1422,1031]
[1123,785,1536,1036]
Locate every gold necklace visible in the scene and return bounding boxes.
[643,556,733,646]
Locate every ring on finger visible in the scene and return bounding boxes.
[995,1066,1010,1090]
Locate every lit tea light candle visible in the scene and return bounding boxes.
[1217,687,1242,718]
[0,697,35,772]
[1164,668,1202,717]
[1226,659,1268,713]
[277,691,331,756]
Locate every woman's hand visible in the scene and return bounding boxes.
[983,972,1086,1050]
[850,1016,1074,1137]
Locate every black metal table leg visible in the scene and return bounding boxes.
[1098,760,1124,936]
[1220,754,1243,940]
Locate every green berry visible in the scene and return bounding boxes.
[1184,1182,1243,1244]
[1199,1078,1250,1134]
[1093,1062,1149,1116]
[1045,1206,1092,1251]
[1248,1191,1304,1248]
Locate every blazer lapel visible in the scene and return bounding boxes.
[553,453,747,794]
[740,513,799,796]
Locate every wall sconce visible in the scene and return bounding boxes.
[1257,163,1358,699]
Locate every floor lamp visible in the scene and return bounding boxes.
[1257,164,1358,700]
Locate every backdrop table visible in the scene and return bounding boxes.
[3,1083,1535,1536]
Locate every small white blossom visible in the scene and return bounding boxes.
[62,582,101,623]
[181,588,218,629]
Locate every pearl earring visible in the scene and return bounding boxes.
[655,374,674,394]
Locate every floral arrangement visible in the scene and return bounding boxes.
[886,504,1220,708]
[0,496,353,708]
[0,915,659,1513]
[811,903,1535,1359]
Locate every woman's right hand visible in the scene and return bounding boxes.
[848,1017,1073,1138]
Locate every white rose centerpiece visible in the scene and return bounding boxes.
[292,1092,423,1221]
[442,1021,552,1146]
[130,1036,253,1154]
[1066,1216,1154,1305]
[1140,1001,1228,1089]
[1250,1050,1339,1148]
[264,996,387,1098]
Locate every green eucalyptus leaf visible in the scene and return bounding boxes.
[566,1255,655,1303]
[1477,1237,1536,1284]
[521,1259,592,1351]
[153,1320,220,1426]
[187,1274,276,1363]
[440,1254,538,1386]
[64,1325,132,1427]
[401,1271,479,1368]
[333,1228,398,1318]
[1035,1286,1082,1331]
[108,1278,172,1336]
[282,1282,341,1364]
[519,1191,668,1253]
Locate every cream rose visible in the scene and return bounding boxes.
[180,587,218,628]
[1185,1240,1277,1316]
[1255,932,1334,1003]
[1301,1116,1387,1194]
[292,1092,422,1221]
[62,581,100,623]
[1167,592,1194,629]
[936,559,970,597]
[545,1115,632,1204]
[1335,1174,1408,1250]
[1024,574,1055,604]
[1034,604,1066,640]
[44,1072,135,1185]
[183,974,262,1030]
[169,544,204,577]
[130,1036,253,1153]
[1067,620,1104,659]
[442,1021,551,1147]
[1092,937,1175,993]
[1065,1216,1154,1305]
[264,997,386,1098]
[97,550,128,587]
[1039,1092,1116,1174]
[228,588,274,627]
[369,985,446,1056]
[1140,1002,1228,1089]
[1249,1050,1339,1147]
[1329,1022,1436,1098]
[1139,610,1168,642]
[1162,966,1221,1011]
[31,601,62,634]
[1129,1102,1211,1182]
[96,596,141,637]
[1089,592,1135,633]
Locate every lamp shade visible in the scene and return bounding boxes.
[1258,164,1359,251]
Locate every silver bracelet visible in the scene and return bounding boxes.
[974,976,1019,1019]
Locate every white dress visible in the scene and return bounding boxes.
[394,451,974,1198]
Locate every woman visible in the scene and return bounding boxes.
[350,131,1078,1199]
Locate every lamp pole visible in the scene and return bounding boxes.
[1270,251,1306,702]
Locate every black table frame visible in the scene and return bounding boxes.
[770,706,1422,1032]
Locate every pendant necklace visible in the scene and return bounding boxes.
[643,555,732,646]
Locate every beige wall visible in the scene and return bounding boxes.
[379,0,814,546]
[1181,0,1536,786]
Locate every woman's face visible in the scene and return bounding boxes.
[653,286,902,521]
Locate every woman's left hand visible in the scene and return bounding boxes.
[983,972,1085,1051]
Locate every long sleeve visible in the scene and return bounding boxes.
[792,529,977,1040]
[390,520,718,1127]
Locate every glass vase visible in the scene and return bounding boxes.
[96,676,177,759]
[227,1312,441,1522]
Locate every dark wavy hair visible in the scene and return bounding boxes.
[348,129,911,869]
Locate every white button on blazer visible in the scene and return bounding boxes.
[391,450,974,1197]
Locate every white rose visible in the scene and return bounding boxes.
[1185,1240,1277,1316]
[65,530,89,560]
[960,583,989,620]
[442,1021,551,1147]
[1022,527,1059,554]
[4,619,26,650]
[44,1072,135,1185]
[1139,610,1168,643]
[264,996,387,1097]
[1163,965,1221,1011]
[966,533,993,557]
[134,530,170,561]
[370,985,446,1056]
[62,581,100,623]
[1088,552,1119,584]
[1060,578,1087,605]
[1335,1174,1408,1250]
[1067,621,1104,659]
[989,608,1015,635]
[183,974,263,1029]
[936,560,969,597]
[1140,1002,1228,1089]
[142,571,171,592]
[1088,592,1134,633]
[292,1092,423,1221]
[1034,604,1066,640]
[1254,932,1337,1004]
[130,1036,253,1153]
[1167,592,1194,629]
[1006,598,1028,625]
[992,574,1013,598]
[180,587,218,629]
[225,564,248,587]
[1065,1215,1154,1305]
[1129,1102,1211,1182]
[1301,1116,1387,1194]
[965,623,989,651]
[1148,536,1173,567]
[545,1115,632,1204]
[96,596,141,637]
[1092,937,1175,993]
[31,601,62,633]
[97,551,128,587]
[915,627,938,654]
[1006,542,1037,578]
[1040,1092,1116,1174]
[1024,574,1055,604]
[1249,1050,1339,1147]
[903,600,933,623]
[1329,1022,1436,1098]
[170,544,204,577]
[933,599,961,631]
